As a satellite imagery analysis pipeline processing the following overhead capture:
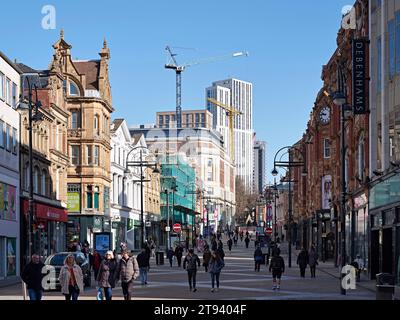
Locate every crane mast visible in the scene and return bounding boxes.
[165,46,248,129]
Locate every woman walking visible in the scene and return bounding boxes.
[59,254,84,300]
[96,250,118,300]
[209,251,225,292]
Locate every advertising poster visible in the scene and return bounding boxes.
[8,185,16,221]
[7,238,16,276]
[67,192,80,212]
[322,175,332,210]
[94,232,111,257]
[3,184,9,220]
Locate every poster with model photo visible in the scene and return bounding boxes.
[322,175,332,210]
[7,238,16,276]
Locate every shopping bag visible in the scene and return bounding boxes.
[96,287,103,300]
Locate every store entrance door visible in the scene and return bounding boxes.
[382,227,393,274]
[370,230,379,280]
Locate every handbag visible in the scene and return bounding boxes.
[96,287,103,300]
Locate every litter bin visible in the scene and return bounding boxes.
[376,273,395,300]
[156,251,164,265]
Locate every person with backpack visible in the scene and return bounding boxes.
[209,251,225,292]
[116,250,139,300]
[244,236,250,248]
[297,248,308,278]
[183,249,201,292]
[254,245,263,272]
[269,250,285,290]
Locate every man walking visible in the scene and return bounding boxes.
[175,245,183,268]
[227,237,233,252]
[137,247,150,285]
[183,249,201,292]
[21,254,45,300]
[116,250,139,300]
[244,236,250,249]
[297,248,308,278]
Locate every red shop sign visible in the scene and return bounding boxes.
[23,200,68,222]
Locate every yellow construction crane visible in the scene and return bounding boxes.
[207,97,243,162]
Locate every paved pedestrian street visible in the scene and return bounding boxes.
[0,239,375,300]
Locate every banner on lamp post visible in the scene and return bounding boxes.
[352,38,367,114]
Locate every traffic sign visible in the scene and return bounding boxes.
[165,226,170,232]
[173,223,181,233]
[265,228,273,235]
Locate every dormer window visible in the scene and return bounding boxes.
[69,81,79,96]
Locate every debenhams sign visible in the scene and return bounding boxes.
[352,39,367,114]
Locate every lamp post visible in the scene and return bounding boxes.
[272,146,307,268]
[125,147,159,248]
[18,76,43,261]
[330,63,348,295]
[273,179,279,242]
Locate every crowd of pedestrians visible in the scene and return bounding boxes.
[20,229,324,299]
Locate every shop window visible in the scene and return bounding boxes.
[87,185,93,209]
[41,170,47,196]
[33,166,40,194]
[94,186,100,209]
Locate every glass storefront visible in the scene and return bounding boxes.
[354,207,369,271]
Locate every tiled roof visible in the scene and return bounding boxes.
[73,60,100,90]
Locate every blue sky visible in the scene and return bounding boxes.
[0,0,352,184]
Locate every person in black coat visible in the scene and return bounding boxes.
[297,248,308,278]
[137,247,150,285]
[167,247,175,267]
[21,254,45,300]
[174,245,184,267]
[227,238,233,252]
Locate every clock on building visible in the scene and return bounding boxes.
[318,106,331,125]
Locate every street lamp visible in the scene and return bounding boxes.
[18,76,44,261]
[273,179,279,242]
[272,146,307,268]
[125,147,159,248]
[325,61,348,295]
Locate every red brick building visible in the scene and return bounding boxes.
[292,0,369,270]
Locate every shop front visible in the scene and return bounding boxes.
[0,182,19,283]
[369,174,400,281]
[352,193,369,278]
[22,199,67,259]
[67,215,111,250]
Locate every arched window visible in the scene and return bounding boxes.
[69,81,79,96]
[41,170,47,196]
[33,166,40,194]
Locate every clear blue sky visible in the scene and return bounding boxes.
[0,0,352,184]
